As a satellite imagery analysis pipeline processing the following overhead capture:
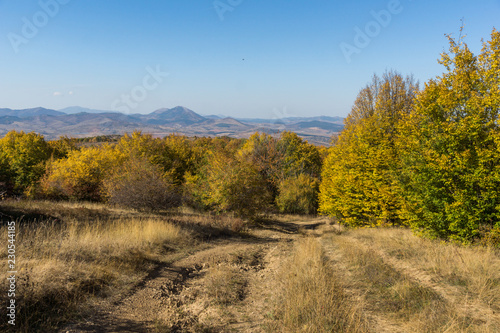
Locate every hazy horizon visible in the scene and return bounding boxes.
[0,104,346,119]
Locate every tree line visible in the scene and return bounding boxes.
[320,29,500,244]
[0,130,324,217]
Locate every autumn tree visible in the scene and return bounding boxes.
[40,145,124,201]
[116,131,198,186]
[115,131,163,164]
[238,132,282,197]
[0,151,11,196]
[48,136,79,159]
[276,131,322,179]
[276,174,319,215]
[188,145,271,217]
[319,71,418,226]
[397,29,500,242]
[238,131,322,213]
[0,130,52,194]
[161,134,196,185]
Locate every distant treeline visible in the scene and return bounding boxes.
[0,129,325,217]
[1,30,499,245]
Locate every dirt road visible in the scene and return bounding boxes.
[60,216,328,332]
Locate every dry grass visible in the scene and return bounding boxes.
[171,207,247,234]
[0,200,208,332]
[267,237,369,333]
[2,200,499,332]
[328,228,500,332]
[350,228,500,312]
[203,263,246,305]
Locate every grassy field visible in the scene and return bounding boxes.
[320,228,500,332]
[0,200,499,332]
[0,200,242,332]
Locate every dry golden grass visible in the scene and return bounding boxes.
[328,228,500,332]
[268,237,369,333]
[203,263,246,305]
[0,200,192,332]
[2,200,499,332]
[349,228,500,313]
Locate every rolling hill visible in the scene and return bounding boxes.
[0,106,344,145]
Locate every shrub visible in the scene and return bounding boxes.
[39,146,124,201]
[276,174,319,215]
[103,157,181,211]
[203,151,272,217]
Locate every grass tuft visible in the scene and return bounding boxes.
[268,237,369,333]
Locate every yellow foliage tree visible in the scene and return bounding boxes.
[0,130,52,195]
[319,71,418,226]
[41,145,125,201]
[276,174,319,215]
[202,149,271,217]
[115,131,196,185]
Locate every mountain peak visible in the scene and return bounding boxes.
[147,106,206,125]
[151,106,194,114]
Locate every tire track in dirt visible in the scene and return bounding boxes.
[223,240,295,332]
[348,236,500,328]
[320,238,406,333]
[60,252,203,332]
[60,218,313,332]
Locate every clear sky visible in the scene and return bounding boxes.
[0,0,498,118]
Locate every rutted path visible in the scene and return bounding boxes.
[59,218,499,332]
[320,238,406,333]
[60,218,320,333]
[347,236,500,329]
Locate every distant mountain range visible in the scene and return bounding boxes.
[0,107,65,118]
[0,106,344,145]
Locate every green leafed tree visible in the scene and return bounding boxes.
[397,29,500,242]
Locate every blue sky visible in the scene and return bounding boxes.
[0,0,498,118]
